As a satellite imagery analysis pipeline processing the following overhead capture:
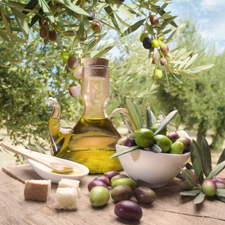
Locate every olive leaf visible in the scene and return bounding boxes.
[0,30,10,41]
[147,144,162,153]
[216,189,225,198]
[106,0,122,4]
[192,140,204,166]
[190,141,204,184]
[217,149,225,164]
[176,70,198,79]
[177,50,193,61]
[29,10,42,27]
[115,12,130,27]
[21,19,29,39]
[22,0,38,15]
[126,99,141,130]
[104,6,121,32]
[194,191,205,204]
[63,0,90,17]
[145,22,154,35]
[79,15,84,40]
[110,146,139,158]
[206,161,225,180]
[84,33,107,54]
[146,107,152,130]
[1,8,12,40]
[38,0,55,23]
[11,33,26,43]
[146,106,158,130]
[188,64,214,73]
[114,3,135,20]
[184,53,199,69]
[4,1,27,11]
[92,46,114,58]
[180,167,199,187]
[133,103,143,128]
[154,110,178,135]
[156,3,169,15]
[174,114,181,130]
[170,60,187,65]
[158,16,177,31]
[63,4,76,19]
[159,11,172,20]
[165,30,177,43]
[124,120,135,135]
[180,189,201,197]
[151,110,157,125]
[202,138,212,177]
[163,28,172,34]
[121,18,146,37]
[62,31,76,37]
[10,7,27,20]
[186,52,206,67]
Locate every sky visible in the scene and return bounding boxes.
[166,0,225,53]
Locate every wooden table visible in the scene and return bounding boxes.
[1,164,225,225]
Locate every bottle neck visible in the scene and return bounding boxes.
[82,99,108,118]
[81,65,109,118]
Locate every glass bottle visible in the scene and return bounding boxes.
[47,58,122,173]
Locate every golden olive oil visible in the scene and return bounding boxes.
[50,117,122,173]
[51,169,83,175]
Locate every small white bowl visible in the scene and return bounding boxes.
[20,147,89,183]
[116,131,191,188]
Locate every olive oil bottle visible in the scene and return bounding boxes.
[47,58,122,173]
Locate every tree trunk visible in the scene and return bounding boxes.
[196,121,207,146]
[210,132,224,151]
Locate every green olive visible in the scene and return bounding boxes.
[89,186,110,207]
[111,178,137,191]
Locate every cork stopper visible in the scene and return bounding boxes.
[83,58,109,67]
[82,58,109,78]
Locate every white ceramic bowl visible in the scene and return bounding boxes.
[116,131,191,188]
[20,147,89,183]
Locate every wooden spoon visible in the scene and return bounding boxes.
[1,142,74,174]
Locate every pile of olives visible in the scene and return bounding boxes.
[118,123,191,155]
[141,14,173,79]
[88,171,156,222]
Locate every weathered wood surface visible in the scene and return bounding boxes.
[1,164,225,225]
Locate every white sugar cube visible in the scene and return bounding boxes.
[58,178,80,189]
[55,188,78,210]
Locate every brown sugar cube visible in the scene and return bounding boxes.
[24,180,51,202]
